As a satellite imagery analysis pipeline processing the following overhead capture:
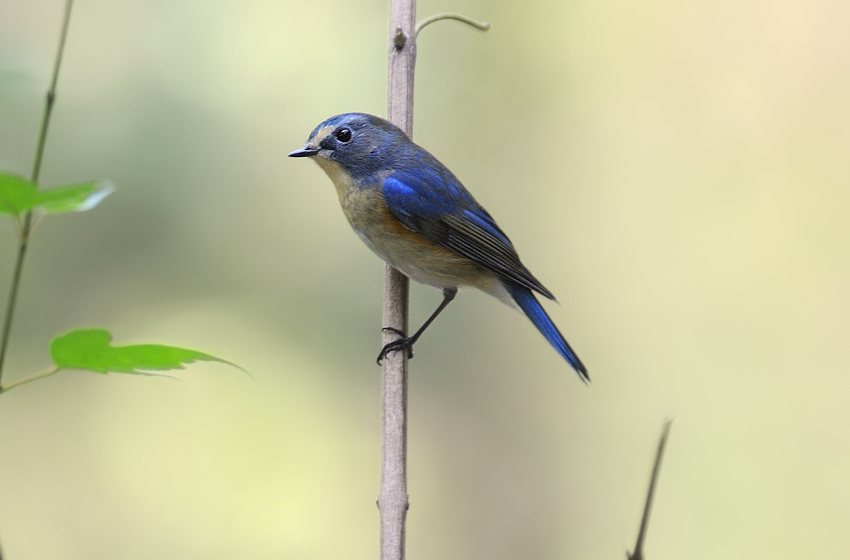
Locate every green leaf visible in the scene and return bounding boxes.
[0,172,113,217]
[50,328,231,374]
[0,172,38,215]
[35,180,114,214]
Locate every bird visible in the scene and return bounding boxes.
[289,113,588,381]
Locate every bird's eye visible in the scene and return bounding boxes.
[334,127,352,142]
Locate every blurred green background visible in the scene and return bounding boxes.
[1,0,848,558]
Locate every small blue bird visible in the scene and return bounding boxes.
[290,113,587,380]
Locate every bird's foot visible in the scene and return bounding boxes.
[377,328,414,364]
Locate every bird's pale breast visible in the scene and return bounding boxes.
[315,157,500,294]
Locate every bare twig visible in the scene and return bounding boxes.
[628,420,673,560]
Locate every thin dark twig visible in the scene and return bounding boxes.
[0,0,74,382]
[0,242,30,380]
[31,0,74,185]
[628,419,672,560]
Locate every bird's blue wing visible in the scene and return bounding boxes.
[383,165,555,299]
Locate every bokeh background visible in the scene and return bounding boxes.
[1,0,848,558]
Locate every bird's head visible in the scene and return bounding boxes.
[289,113,408,179]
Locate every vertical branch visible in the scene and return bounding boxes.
[0,1,74,555]
[380,1,416,559]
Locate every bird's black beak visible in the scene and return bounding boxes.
[288,146,319,158]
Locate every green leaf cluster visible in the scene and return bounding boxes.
[0,170,239,391]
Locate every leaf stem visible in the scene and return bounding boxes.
[0,0,74,384]
[0,366,61,395]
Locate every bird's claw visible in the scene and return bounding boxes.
[377,329,415,364]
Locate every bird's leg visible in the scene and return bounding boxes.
[377,287,458,364]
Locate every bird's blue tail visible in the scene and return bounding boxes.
[504,281,588,381]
